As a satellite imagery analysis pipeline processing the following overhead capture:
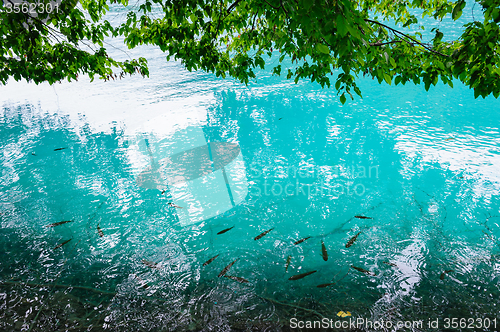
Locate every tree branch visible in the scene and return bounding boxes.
[370,40,402,46]
[262,0,279,10]
[227,0,243,14]
[365,19,449,57]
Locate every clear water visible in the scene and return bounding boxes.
[1,5,500,332]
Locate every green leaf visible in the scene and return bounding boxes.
[389,57,397,68]
[339,93,346,104]
[336,15,348,37]
[316,44,330,54]
[383,73,391,85]
[452,1,465,20]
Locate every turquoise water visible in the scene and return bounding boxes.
[1,5,500,332]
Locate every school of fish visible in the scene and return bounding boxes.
[200,214,386,289]
[45,204,399,293]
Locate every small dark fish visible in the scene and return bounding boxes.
[285,255,292,272]
[224,275,249,283]
[317,283,335,288]
[445,137,455,141]
[217,226,235,235]
[294,236,311,245]
[97,224,104,237]
[54,147,68,151]
[288,270,317,280]
[354,215,372,219]
[53,239,72,250]
[278,117,283,120]
[134,274,149,289]
[321,240,328,261]
[351,265,376,276]
[440,270,454,280]
[458,176,464,179]
[168,202,183,209]
[345,232,362,248]
[203,254,219,266]
[46,220,73,228]
[383,261,397,267]
[161,190,166,194]
[254,228,273,241]
[218,259,238,277]
[142,259,159,269]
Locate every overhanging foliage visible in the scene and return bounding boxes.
[1,0,499,102]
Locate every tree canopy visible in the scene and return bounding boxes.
[1,0,499,102]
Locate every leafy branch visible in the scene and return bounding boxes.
[364,19,450,58]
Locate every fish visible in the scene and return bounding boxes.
[53,239,72,250]
[345,232,362,248]
[46,220,73,228]
[142,259,159,269]
[218,259,238,277]
[224,275,249,283]
[440,270,454,280]
[254,228,273,241]
[382,261,397,267]
[168,203,183,209]
[351,265,376,276]
[97,224,104,237]
[134,274,149,289]
[317,283,335,288]
[203,254,219,266]
[217,226,235,235]
[321,240,328,261]
[160,190,166,194]
[285,255,292,272]
[288,270,317,280]
[445,137,455,141]
[278,117,283,120]
[293,236,311,245]
[54,147,68,151]
[354,215,372,219]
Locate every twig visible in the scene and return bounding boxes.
[227,0,243,14]
[370,40,402,46]
[279,0,288,15]
[27,303,44,332]
[262,0,279,10]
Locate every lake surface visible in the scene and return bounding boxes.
[1,4,500,332]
